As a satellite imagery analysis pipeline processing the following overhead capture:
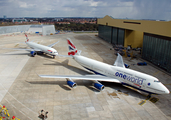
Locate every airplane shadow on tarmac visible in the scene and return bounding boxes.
[26,79,147,99]
[43,59,93,75]
[27,80,73,91]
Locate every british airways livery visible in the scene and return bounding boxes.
[5,34,59,58]
[39,38,170,98]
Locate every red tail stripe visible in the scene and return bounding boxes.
[67,40,76,49]
[68,50,77,55]
[25,34,29,42]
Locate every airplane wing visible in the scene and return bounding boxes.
[114,53,125,68]
[47,41,59,48]
[3,48,42,52]
[39,74,121,83]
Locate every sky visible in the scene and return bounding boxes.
[1,0,171,20]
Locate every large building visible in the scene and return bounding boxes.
[28,25,55,36]
[97,15,171,73]
[12,18,27,23]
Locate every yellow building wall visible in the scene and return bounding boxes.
[124,30,143,48]
[98,15,171,37]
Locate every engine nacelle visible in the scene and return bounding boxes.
[67,78,77,88]
[93,81,104,91]
[30,51,36,57]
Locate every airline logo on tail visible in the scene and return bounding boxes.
[67,38,77,55]
[25,34,29,42]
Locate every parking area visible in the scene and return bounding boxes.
[0,32,171,120]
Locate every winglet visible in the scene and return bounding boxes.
[114,53,125,68]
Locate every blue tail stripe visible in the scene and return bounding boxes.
[69,46,74,50]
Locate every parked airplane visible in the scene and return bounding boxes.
[5,34,59,58]
[39,38,170,98]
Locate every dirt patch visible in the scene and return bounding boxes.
[108,92,120,99]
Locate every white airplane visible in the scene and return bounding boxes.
[5,34,59,58]
[39,38,170,98]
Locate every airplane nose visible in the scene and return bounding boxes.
[165,88,170,94]
[160,83,170,94]
[55,53,58,55]
[162,84,170,94]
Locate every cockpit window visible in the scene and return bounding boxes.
[154,80,160,82]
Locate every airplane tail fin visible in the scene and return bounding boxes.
[25,34,29,42]
[67,38,80,56]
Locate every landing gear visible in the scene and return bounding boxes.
[53,55,55,59]
[147,94,151,99]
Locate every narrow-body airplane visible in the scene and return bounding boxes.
[5,34,59,58]
[39,38,170,98]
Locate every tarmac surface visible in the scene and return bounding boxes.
[0,32,171,120]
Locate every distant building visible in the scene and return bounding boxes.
[29,20,38,23]
[28,25,55,36]
[12,18,27,23]
[98,15,171,73]
[3,15,6,19]
[56,22,70,25]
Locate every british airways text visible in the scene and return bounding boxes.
[115,72,145,85]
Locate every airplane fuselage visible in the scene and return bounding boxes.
[73,55,170,94]
[26,42,58,56]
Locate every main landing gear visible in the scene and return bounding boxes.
[147,94,151,99]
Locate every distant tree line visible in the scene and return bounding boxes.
[55,22,98,31]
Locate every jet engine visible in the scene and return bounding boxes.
[30,51,36,57]
[93,81,104,91]
[67,78,77,88]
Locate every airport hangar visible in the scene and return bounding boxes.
[97,15,171,73]
[28,25,55,36]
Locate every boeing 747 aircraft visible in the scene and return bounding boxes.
[39,38,170,98]
[5,34,59,58]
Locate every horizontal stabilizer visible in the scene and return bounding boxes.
[77,50,82,55]
[114,53,125,68]
[57,54,73,58]
[47,41,59,48]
